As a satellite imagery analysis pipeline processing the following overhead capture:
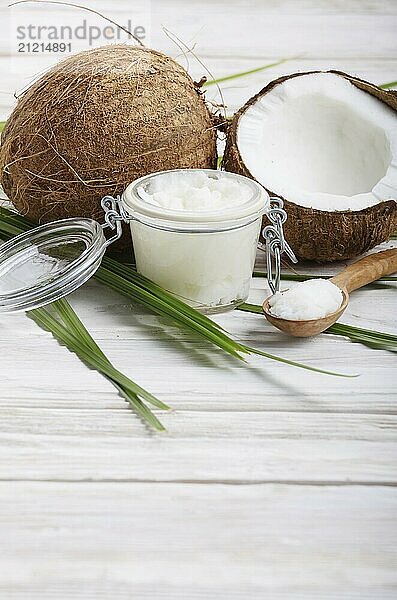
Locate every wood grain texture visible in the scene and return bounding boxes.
[0,483,397,599]
[331,248,397,292]
[0,0,396,597]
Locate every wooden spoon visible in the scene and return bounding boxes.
[262,248,397,338]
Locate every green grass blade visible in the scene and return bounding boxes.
[0,220,24,237]
[380,81,397,89]
[238,302,263,314]
[238,302,397,354]
[204,58,292,87]
[32,306,167,412]
[243,344,356,377]
[55,297,105,355]
[253,270,397,283]
[95,265,247,362]
[56,301,171,409]
[54,297,171,412]
[326,323,397,352]
[103,257,227,334]
[42,308,166,408]
[30,306,167,430]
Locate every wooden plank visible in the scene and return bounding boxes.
[2,0,396,58]
[0,482,396,598]
[0,406,396,482]
[1,434,396,483]
[1,405,397,442]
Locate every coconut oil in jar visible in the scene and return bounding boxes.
[122,170,268,313]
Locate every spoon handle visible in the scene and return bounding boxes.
[330,248,397,293]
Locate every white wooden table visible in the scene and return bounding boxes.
[0,1,396,598]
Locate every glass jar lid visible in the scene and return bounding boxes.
[0,217,107,313]
[122,169,269,232]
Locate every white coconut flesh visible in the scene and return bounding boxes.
[236,72,397,211]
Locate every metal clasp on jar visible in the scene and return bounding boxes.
[100,195,133,247]
[262,197,297,294]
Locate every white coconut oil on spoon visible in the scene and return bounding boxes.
[268,279,343,321]
[262,249,397,338]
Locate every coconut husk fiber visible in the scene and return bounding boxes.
[224,70,397,262]
[0,44,217,252]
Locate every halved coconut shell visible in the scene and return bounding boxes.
[224,71,397,262]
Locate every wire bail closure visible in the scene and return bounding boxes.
[101,195,132,248]
[262,197,297,294]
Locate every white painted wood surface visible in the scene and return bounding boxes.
[0,0,396,598]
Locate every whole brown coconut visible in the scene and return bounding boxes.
[224,71,397,262]
[0,45,217,246]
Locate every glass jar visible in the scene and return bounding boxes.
[0,170,295,314]
[122,170,268,313]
